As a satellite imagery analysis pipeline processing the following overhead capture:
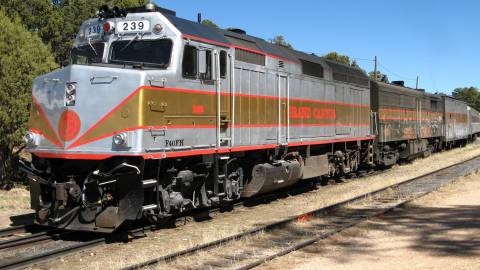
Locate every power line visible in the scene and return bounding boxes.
[309,53,418,83]
[351,57,375,62]
[378,63,417,81]
[310,51,374,63]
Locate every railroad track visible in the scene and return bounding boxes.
[120,155,480,270]
[0,225,154,270]
[0,156,476,270]
[0,181,319,270]
[0,235,106,270]
[0,167,378,270]
[0,228,72,251]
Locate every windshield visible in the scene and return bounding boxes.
[109,39,173,68]
[71,43,104,65]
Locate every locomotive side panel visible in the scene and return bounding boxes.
[371,81,441,165]
[289,77,336,140]
[443,96,469,142]
[287,74,370,143]
[375,83,422,142]
[470,108,480,135]
[233,66,279,146]
[420,94,443,139]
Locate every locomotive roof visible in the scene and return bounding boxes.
[163,12,369,83]
[372,80,459,102]
[372,80,428,96]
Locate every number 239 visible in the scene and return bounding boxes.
[122,22,144,31]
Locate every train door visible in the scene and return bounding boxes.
[335,86,350,135]
[278,75,289,144]
[444,97,455,141]
[416,97,421,139]
[467,106,472,136]
[352,88,363,137]
[214,50,232,148]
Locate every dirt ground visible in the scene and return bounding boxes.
[0,187,32,227]
[34,143,480,270]
[260,171,480,270]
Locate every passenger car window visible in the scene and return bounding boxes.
[182,45,197,78]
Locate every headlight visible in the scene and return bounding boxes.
[153,24,163,34]
[24,132,36,145]
[66,94,76,106]
[66,83,76,95]
[113,133,127,146]
[65,82,76,106]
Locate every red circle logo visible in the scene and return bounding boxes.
[58,110,81,142]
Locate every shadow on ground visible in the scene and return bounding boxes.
[297,204,480,263]
[8,213,34,226]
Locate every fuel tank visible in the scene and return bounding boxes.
[241,160,303,198]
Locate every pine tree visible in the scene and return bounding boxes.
[0,10,57,185]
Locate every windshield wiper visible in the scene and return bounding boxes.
[119,33,140,53]
[109,59,168,69]
[87,38,98,56]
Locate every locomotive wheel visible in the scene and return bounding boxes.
[226,162,245,200]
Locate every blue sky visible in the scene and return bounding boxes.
[155,0,479,94]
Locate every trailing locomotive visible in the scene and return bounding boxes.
[22,4,480,232]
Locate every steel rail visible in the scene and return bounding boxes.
[0,226,27,238]
[0,224,52,239]
[0,229,65,250]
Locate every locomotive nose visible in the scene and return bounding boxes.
[30,66,79,148]
[29,65,98,148]
[29,65,143,152]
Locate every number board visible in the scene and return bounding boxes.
[116,20,150,33]
[85,24,103,37]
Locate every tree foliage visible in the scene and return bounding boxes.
[0,10,57,184]
[453,87,480,111]
[57,0,147,62]
[323,52,366,73]
[368,70,389,83]
[351,59,359,68]
[324,52,351,65]
[1,0,147,63]
[270,35,293,49]
[201,19,219,29]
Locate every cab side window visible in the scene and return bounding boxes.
[202,50,212,81]
[182,45,197,78]
[220,50,227,78]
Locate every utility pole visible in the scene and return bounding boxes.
[373,56,378,81]
[416,76,419,89]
